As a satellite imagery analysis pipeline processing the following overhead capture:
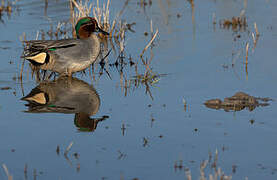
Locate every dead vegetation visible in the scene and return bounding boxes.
[69,0,161,100]
[219,16,247,32]
[213,6,260,80]
[174,150,233,180]
[2,164,13,180]
[0,0,15,23]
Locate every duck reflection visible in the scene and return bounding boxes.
[21,77,108,132]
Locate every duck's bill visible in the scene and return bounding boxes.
[97,27,109,35]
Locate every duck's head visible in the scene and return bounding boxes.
[75,17,109,39]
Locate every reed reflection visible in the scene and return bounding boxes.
[21,77,108,132]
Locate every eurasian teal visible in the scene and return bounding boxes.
[22,17,109,76]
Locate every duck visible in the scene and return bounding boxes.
[22,17,109,76]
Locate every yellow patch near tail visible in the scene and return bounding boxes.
[24,93,47,104]
[27,52,47,64]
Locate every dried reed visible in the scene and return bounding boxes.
[64,141,74,156]
[2,164,13,180]
[254,22,259,37]
[245,42,249,65]
[140,29,158,58]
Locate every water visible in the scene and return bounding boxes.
[0,0,277,179]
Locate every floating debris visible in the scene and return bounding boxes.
[204,92,272,112]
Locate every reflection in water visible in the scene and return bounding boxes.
[21,77,108,132]
[204,92,272,112]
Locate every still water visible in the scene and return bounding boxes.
[0,0,277,179]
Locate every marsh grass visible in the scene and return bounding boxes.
[175,150,233,180]
[69,0,162,99]
[214,3,260,80]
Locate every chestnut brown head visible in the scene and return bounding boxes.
[75,17,109,39]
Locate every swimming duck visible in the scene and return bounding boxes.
[22,17,109,76]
